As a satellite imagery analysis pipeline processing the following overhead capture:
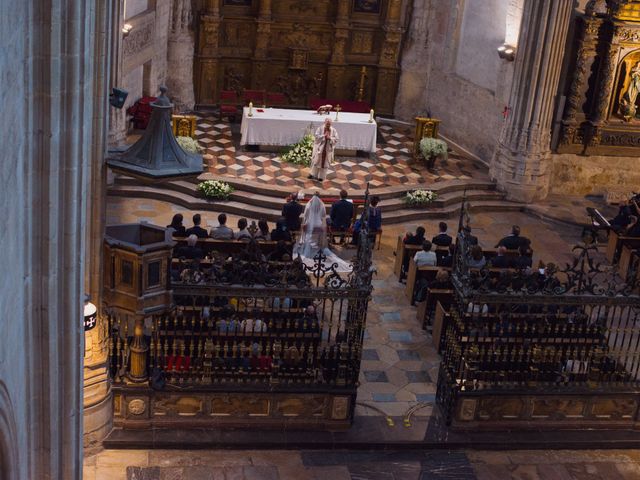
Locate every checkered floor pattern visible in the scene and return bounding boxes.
[194,114,487,190]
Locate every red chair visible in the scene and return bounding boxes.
[219,90,239,121]
[266,92,286,107]
[243,89,265,105]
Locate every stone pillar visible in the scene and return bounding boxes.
[84,0,113,451]
[108,0,128,145]
[326,0,350,98]
[166,0,196,112]
[375,0,404,115]
[490,0,573,202]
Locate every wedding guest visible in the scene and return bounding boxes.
[432,222,453,247]
[174,234,204,260]
[468,245,486,269]
[210,213,234,239]
[254,219,270,240]
[185,213,208,238]
[166,213,186,237]
[496,225,530,250]
[270,217,292,242]
[414,240,437,267]
[490,246,513,268]
[403,226,426,245]
[235,218,252,241]
[329,189,354,231]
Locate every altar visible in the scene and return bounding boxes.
[240,107,377,154]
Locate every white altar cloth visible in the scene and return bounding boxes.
[240,107,377,153]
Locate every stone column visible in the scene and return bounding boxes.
[326,0,350,98]
[84,0,113,451]
[166,0,196,112]
[108,0,128,145]
[375,0,404,115]
[490,0,573,202]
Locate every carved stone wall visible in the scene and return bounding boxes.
[194,0,407,115]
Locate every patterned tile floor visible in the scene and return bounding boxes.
[193,114,488,190]
[84,448,640,479]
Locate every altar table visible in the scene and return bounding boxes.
[240,107,377,153]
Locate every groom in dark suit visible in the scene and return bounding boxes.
[329,189,354,231]
[281,193,304,232]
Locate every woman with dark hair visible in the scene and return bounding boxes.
[166,213,186,237]
[270,217,292,242]
[254,219,270,240]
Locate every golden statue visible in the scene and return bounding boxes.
[620,61,640,122]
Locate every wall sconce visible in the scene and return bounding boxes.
[83,295,98,332]
[498,44,516,62]
[122,23,133,37]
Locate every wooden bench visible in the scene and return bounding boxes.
[432,301,452,353]
[586,207,611,234]
[405,261,450,305]
[393,236,422,281]
[606,231,640,264]
[174,237,292,258]
[416,288,454,330]
[619,245,640,282]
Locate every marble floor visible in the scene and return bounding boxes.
[84,448,640,479]
[191,115,487,190]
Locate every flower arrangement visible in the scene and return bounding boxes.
[197,180,234,200]
[419,137,448,162]
[404,189,438,207]
[281,134,314,166]
[176,136,202,153]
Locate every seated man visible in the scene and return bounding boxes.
[210,213,234,239]
[174,234,204,260]
[496,225,530,250]
[514,245,533,269]
[490,246,513,268]
[432,222,453,247]
[414,240,437,267]
[404,226,426,245]
[185,213,208,239]
[329,189,354,231]
[462,226,478,246]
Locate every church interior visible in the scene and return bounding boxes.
[3,0,640,479]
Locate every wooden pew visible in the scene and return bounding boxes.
[586,207,611,234]
[606,231,640,263]
[416,288,454,330]
[393,236,422,281]
[404,260,449,305]
[619,245,639,282]
[432,301,452,353]
[173,237,291,258]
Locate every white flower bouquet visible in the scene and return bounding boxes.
[197,180,234,200]
[281,134,314,166]
[404,189,438,207]
[419,137,448,162]
[176,135,202,153]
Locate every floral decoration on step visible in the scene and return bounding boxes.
[281,134,314,166]
[197,180,234,200]
[404,189,438,207]
[176,135,202,154]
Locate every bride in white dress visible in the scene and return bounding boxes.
[293,193,352,273]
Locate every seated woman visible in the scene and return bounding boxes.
[235,218,252,241]
[166,213,186,237]
[270,217,292,242]
[467,245,486,269]
[254,219,270,241]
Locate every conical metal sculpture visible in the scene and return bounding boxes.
[107,86,203,179]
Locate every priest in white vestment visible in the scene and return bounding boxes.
[309,117,339,181]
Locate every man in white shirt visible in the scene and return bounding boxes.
[413,240,437,267]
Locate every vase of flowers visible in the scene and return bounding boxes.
[404,189,438,208]
[419,137,448,169]
[197,180,234,200]
[281,134,314,166]
[176,136,202,154]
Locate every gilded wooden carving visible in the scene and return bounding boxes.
[154,396,204,416]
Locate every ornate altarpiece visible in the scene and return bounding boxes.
[559,0,640,155]
[194,0,406,115]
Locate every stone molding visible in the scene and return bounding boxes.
[0,381,19,480]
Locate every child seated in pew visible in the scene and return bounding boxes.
[414,240,437,267]
[468,245,486,269]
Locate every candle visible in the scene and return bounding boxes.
[369,109,374,123]
[248,101,253,117]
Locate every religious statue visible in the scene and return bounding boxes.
[620,61,640,122]
[309,117,338,181]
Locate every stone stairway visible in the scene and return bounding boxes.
[108,174,525,224]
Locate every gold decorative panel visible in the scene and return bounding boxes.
[154,396,204,416]
[211,395,270,416]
